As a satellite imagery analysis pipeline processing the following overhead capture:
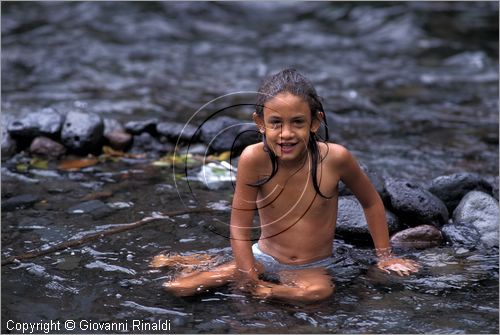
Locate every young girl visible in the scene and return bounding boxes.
[151,68,419,303]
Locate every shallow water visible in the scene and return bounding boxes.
[2,160,498,333]
[1,2,499,334]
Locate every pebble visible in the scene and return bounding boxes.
[1,194,40,212]
[66,200,113,219]
[104,131,132,151]
[61,111,104,153]
[390,224,443,249]
[29,136,66,158]
[452,191,499,248]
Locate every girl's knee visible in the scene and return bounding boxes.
[303,282,335,302]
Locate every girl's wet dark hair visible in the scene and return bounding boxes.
[252,68,332,199]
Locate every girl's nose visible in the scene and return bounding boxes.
[280,123,294,138]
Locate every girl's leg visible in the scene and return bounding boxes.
[163,261,238,297]
[150,253,215,269]
[254,267,335,304]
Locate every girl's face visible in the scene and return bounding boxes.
[254,92,321,162]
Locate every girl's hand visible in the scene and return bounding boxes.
[377,258,421,276]
[233,263,265,293]
[252,280,274,300]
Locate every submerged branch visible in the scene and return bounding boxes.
[1,208,213,266]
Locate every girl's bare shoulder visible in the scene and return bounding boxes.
[320,142,351,159]
[320,142,354,167]
[238,142,269,167]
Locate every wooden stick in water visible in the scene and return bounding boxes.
[1,208,213,266]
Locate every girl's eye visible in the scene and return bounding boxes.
[293,120,305,126]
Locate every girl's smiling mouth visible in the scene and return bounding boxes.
[278,142,298,154]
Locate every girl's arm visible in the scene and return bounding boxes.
[230,146,261,281]
[335,145,420,275]
[336,145,390,253]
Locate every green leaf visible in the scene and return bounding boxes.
[16,164,29,173]
[30,157,49,169]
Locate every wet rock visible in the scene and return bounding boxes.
[56,255,81,271]
[385,179,449,228]
[125,119,158,135]
[181,143,208,155]
[66,200,113,219]
[336,196,403,244]
[1,126,17,159]
[130,132,173,154]
[444,51,489,71]
[1,194,40,212]
[103,118,125,135]
[427,172,493,212]
[199,116,259,154]
[105,131,132,151]
[61,111,104,153]
[452,191,499,248]
[441,223,481,248]
[390,225,443,249]
[486,175,499,200]
[7,108,63,138]
[29,136,66,158]
[157,121,199,143]
[103,118,131,150]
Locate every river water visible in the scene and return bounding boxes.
[1,2,498,334]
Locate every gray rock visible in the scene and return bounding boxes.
[130,132,173,154]
[390,225,443,249]
[199,116,259,153]
[103,118,125,136]
[441,223,481,248]
[486,175,499,200]
[157,121,199,143]
[385,178,449,228]
[182,143,208,155]
[2,121,17,159]
[1,194,40,212]
[427,172,493,212]
[67,200,113,219]
[125,119,158,135]
[29,136,66,158]
[61,111,104,153]
[452,191,499,248]
[7,108,63,138]
[336,196,403,244]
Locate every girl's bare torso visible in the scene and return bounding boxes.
[253,142,341,265]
